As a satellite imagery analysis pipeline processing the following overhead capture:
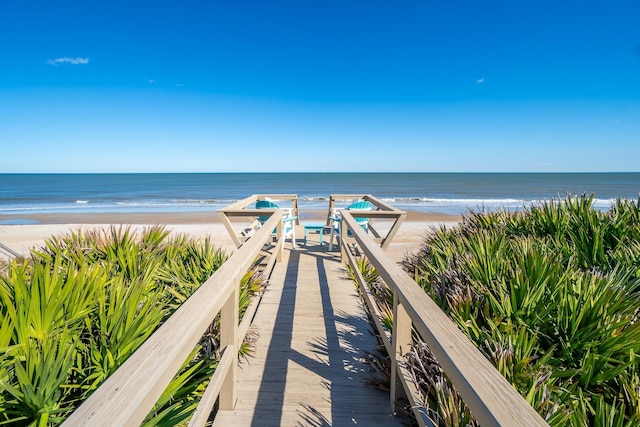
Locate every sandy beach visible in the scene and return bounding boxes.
[0,210,460,263]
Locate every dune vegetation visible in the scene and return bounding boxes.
[0,226,260,426]
[405,195,640,425]
[358,195,640,426]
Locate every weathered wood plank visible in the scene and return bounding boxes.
[212,247,404,426]
[188,345,234,427]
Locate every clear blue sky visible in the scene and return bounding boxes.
[1,1,639,173]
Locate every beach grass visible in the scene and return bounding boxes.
[0,225,260,426]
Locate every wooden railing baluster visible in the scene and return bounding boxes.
[390,290,412,410]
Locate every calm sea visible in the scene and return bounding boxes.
[1,173,639,216]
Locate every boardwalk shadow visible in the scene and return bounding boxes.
[250,249,301,426]
[296,403,330,427]
[301,253,393,426]
[249,248,395,426]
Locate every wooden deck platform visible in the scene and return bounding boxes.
[213,239,405,426]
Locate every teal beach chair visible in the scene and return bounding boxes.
[256,199,297,249]
[328,200,373,251]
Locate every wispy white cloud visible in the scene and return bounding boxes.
[148,79,156,84]
[48,57,89,66]
[476,78,485,84]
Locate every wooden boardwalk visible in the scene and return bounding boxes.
[213,239,405,426]
[64,196,547,426]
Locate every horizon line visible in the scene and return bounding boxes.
[2,171,640,175]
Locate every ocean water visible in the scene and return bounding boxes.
[0,173,639,216]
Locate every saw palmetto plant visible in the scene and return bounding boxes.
[0,226,261,426]
[359,195,640,426]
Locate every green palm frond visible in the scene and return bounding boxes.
[395,195,640,426]
[0,226,235,425]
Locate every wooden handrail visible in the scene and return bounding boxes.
[328,194,406,250]
[62,212,285,426]
[341,212,548,427]
[219,194,300,248]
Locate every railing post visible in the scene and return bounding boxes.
[339,220,346,262]
[326,196,335,226]
[219,285,239,409]
[390,290,412,412]
[292,197,300,225]
[276,219,283,262]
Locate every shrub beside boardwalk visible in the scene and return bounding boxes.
[399,196,640,425]
[0,226,260,426]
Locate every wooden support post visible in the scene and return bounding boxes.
[339,220,346,263]
[276,220,283,263]
[219,211,243,249]
[292,197,300,225]
[219,286,239,410]
[390,290,412,412]
[326,197,335,226]
[381,212,407,250]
